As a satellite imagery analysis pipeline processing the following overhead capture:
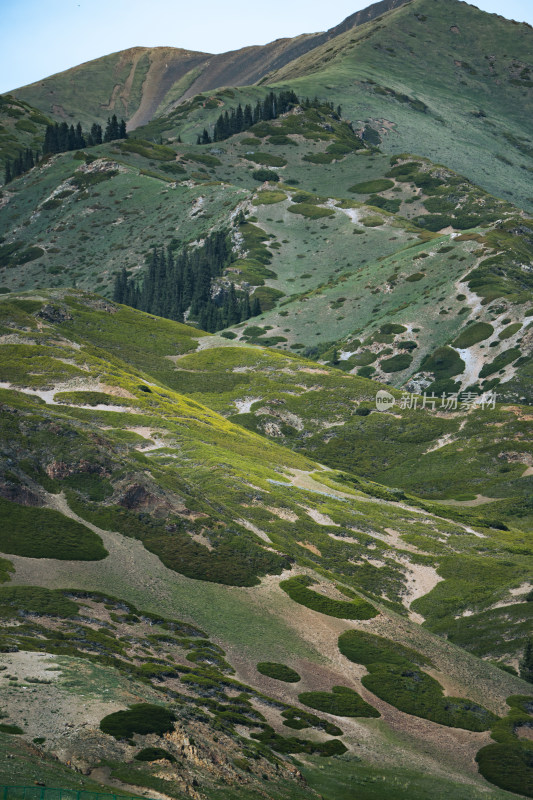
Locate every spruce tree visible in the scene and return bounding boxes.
[4,160,12,184]
[520,639,533,683]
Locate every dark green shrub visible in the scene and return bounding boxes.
[0,586,79,618]
[380,353,412,372]
[0,724,23,734]
[135,747,176,762]
[72,170,118,189]
[380,323,407,335]
[338,630,430,669]
[362,665,496,730]
[422,346,465,379]
[257,662,301,682]
[452,322,494,348]
[479,348,521,378]
[280,576,377,620]
[499,323,522,340]
[287,204,334,219]
[0,498,107,560]
[299,686,379,718]
[303,153,336,164]
[243,153,286,167]
[476,743,533,796]
[100,703,175,739]
[252,169,279,182]
[349,179,394,194]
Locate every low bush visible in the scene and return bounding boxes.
[71,170,118,189]
[380,353,412,372]
[452,322,494,348]
[338,631,496,731]
[349,179,394,194]
[476,742,533,796]
[0,586,79,618]
[281,708,342,735]
[257,662,301,682]
[0,724,23,734]
[499,323,522,340]
[252,169,279,182]
[0,497,107,561]
[100,703,176,740]
[362,215,384,227]
[479,348,521,378]
[135,747,176,762]
[379,322,407,336]
[280,575,377,619]
[422,346,465,380]
[303,153,336,164]
[287,203,334,219]
[299,686,380,718]
[252,726,347,756]
[338,630,430,669]
[243,153,287,167]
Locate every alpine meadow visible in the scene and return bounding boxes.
[0,0,532,798]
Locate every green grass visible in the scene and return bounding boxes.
[280,576,377,619]
[252,191,287,205]
[0,498,107,560]
[256,662,301,682]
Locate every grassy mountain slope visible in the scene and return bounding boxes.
[1,101,532,404]
[10,0,411,131]
[264,0,533,212]
[0,94,51,173]
[10,0,533,214]
[0,289,531,798]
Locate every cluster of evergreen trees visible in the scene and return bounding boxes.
[196,90,299,144]
[4,148,39,184]
[43,114,127,155]
[113,231,261,333]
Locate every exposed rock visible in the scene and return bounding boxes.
[37,305,73,324]
[0,481,44,506]
[115,476,187,516]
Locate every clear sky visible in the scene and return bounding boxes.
[1,0,532,95]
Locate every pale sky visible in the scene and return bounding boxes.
[1,0,532,95]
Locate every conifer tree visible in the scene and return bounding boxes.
[520,638,533,683]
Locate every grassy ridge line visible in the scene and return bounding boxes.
[264,0,533,211]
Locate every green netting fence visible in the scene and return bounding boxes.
[0,788,146,800]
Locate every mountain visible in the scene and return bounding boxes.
[1,99,532,404]
[0,1,532,798]
[10,0,533,211]
[0,290,531,799]
[11,0,410,130]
